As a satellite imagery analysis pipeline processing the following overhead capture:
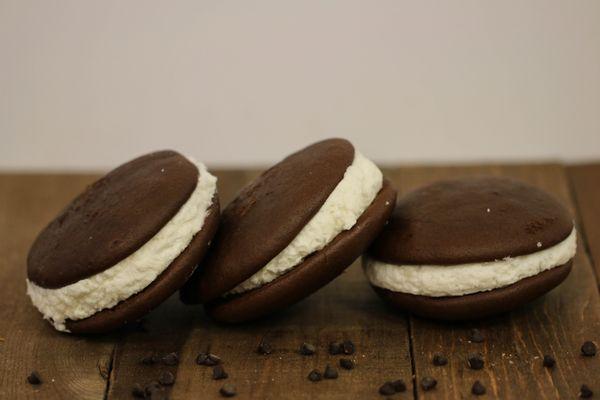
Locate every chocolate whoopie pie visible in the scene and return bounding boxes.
[364,176,576,320]
[182,138,396,322]
[27,150,220,333]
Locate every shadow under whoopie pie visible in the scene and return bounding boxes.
[181,138,397,323]
[27,150,220,333]
[364,176,577,320]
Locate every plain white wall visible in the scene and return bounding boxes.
[1,0,599,170]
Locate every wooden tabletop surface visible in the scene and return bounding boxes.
[0,163,599,400]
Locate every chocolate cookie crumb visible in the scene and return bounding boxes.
[329,341,342,355]
[299,342,316,356]
[420,376,437,391]
[468,353,485,370]
[162,352,179,366]
[432,353,448,366]
[141,352,160,365]
[26,371,42,385]
[543,355,556,368]
[392,379,407,392]
[469,329,485,343]
[220,383,237,397]
[342,340,355,355]
[580,384,593,398]
[472,380,486,395]
[323,365,338,379]
[158,371,175,386]
[581,341,597,357]
[379,382,395,395]
[257,339,273,355]
[132,383,145,398]
[213,365,229,380]
[308,370,322,382]
[339,358,354,370]
[197,353,221,366]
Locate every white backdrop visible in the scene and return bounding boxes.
[1,0,599,170]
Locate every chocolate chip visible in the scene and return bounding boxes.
[213,365,229,380]
[469,329,485,343]
[392,379,407,392]
[26,371,42,385]
[581,341,597,357]
[420,376,437,391]
[339,358,354,370]
[323,365,338,379]
[132,383,145,398]
[329,341,342,355]
[257,339,273,355]
[342,340,355,355]
[196,352,221,366]
[379,382,396,395]
[145,381,162,396]
[162,352,179,366]
[543,355,556,368]
[472,380,486,395]
[580,384,593,398]
[432,353,448,366]
[158,370,175,386]
[467,353,485,370]
[308,370,322,382]
[299,342,316,356]
[148,387,168,400]
[141,352,160,365]
[220,383,237,397]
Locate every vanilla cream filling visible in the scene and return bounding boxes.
[228,150,383,295]
[364,227,577,297]
[26,160,217,332]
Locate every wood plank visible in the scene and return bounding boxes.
[390,165,600,399]
[105,169,414,400]
[568,163,600,286]
[0,174,115,400]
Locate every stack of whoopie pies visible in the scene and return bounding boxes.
[26,139,576,333]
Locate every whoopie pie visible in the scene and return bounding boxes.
[27,150,220,333]
[364,176,577,320]
[182,138,397,322]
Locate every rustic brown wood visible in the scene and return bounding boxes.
[389,164,600,399]
[568,163,600,285]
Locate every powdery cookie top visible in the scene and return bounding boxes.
[368,176,574,266]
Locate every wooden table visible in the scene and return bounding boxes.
[1,164,599,399]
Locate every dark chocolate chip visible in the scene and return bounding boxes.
[213,365,229,380]
[257,339,273,355]
[141,352,160,365]
[392,379,407,392]
[299,342,316,356]
[145,381,162,396]
[308,370,322,382]
[162,352,179,366]
[329,342,342,355]
[158,371,175,386]
[342,340,355,355]
[581,341,597,357]
[323,365,338,379]
[339,358,355,370]
[220,383,237,397]
[469,328,485,343]
[26,371,42,385]
[467,353,485,370]
[420,376,437,391]
[580,384,593,398]
[543,355,556,368]
[132,383,145,398]
[432,353,448,366]
[196,352,221,366]
[379,382,396,396]
[472,380,486,396]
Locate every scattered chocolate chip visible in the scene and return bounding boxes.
[213,365,229,380]
[308,370,322,382]
[472,380,486,395]
[323,365,338,379]
[392,379,407,392]
[432,353,448,366]
[158,370,175,386]
[339,358,354,370]
[220,383,237,398]
[132,383,145,398]
[379,382,396,396]
[467,353,485,370]
[162,352,179,366]
[196,352,221,366]
[26,371,42,385]
[299,342,316,356]
[543,355,556,368]
[581,341,597,357]
[257,339,273,355]
[142,352,160,365]
[329,341,342,355]
[420,376,437,391]
[580,384,593,398]
[469,329,485,343]
[342,340,355,355]
[145,381,162,396]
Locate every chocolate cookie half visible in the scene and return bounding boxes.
[364,176,577,320]
[182,138,396,323]
[27,150,220,333]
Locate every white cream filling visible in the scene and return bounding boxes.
[228,150,383,295]
[26,160,217,332]
[364,227,577,297]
